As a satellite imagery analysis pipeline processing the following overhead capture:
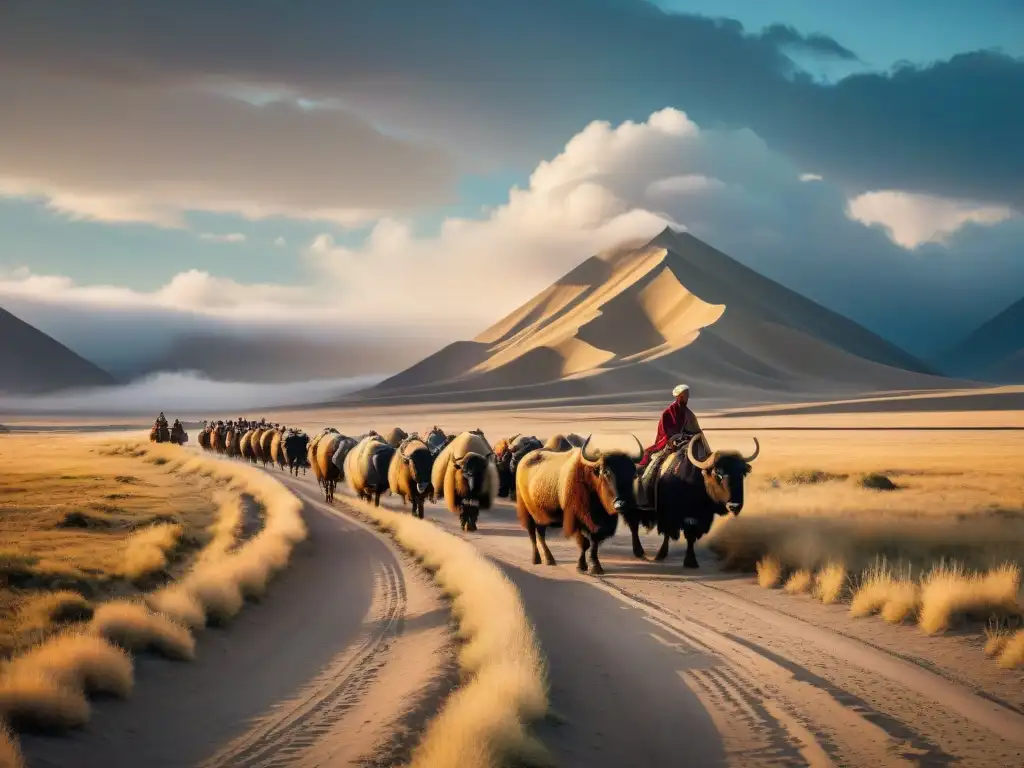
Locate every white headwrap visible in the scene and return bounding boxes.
[672,384,690,398]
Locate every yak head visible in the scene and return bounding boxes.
[687,436,759,514]
[579,434,644,515]
[453,451,492,498]
[493,435,518,497]
[401,442,435,496]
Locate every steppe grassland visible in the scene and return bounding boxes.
[0,434,220,657]
[704,424,1024,666]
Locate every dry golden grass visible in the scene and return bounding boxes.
[90,601,195,661]
[0,434,218,656]
[849,560,919,624]
[0,724,23,768]
[813,563,847,604]
[119,523,184,581]
[783,569,812,595]
[997,630,1024,669]
[352,496,550,768]
[5,633,132,698]
[0,436,306,754]
[918,562,1020,635]
[756,556,783,589]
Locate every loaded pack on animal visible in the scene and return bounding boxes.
[388,435,435,518]
[423,426,451,456]
[494,434,544,501]
[150,412,171,443]
[345,434,396,506]
[515,434,642,575]
[631,433,759,567]
[431,431,498,531]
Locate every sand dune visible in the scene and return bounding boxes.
[0,305,116,395]
[362,229,950,405]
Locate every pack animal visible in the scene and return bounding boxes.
[387,437,435,518]
[430,431,497,531]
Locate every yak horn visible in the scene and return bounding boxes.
[580,433,599,462]
[631,434,645,461]
[742,437,760,463]
[687,434,715,470]
[510,433,521,443]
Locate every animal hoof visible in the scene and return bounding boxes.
[591,565,605,576]
[632,547,646,559]
[654,551,668,562]
[533,553,542,565]
[577,563,588,573]
[545,558,557,567]
[683,556,699,569]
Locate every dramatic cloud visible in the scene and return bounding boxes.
[0,72,457,226]
[309,109,1023,355]
[2,1,1021,210]
[845,191,1015,249]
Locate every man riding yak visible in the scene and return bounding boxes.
[636,384,710,507]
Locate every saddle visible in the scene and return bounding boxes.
[636,432,701,509]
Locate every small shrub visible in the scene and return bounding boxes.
[860,473,898,491]
[756,556,783,588]
[813,563,847,605]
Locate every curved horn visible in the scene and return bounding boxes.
[742,437,760,463]
[687,434,715,470]
[631,434,645,461]
[580,434,599,462]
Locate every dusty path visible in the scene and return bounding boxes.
[305,470,1024,768]
[21,487,454,768]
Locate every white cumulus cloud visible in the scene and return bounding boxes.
[845,190,1016,248]
[199,232,247,244]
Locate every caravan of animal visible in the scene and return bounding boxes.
[182,407,761,575]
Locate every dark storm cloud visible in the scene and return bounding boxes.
[3,0,1021,209]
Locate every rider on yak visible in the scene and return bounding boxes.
[636,384,710,507]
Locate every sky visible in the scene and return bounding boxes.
[0,0,1021,384]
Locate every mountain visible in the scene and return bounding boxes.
[0,305,117,394]
[356,229,950,405]
[938,297,1024,382]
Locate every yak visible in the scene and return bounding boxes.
[430,431,497,532]
[542,434,577,452]
[283,430,310,476]
[311,429,347,503]
[251,427,267,464]
[211,423,228,454]
[269,428,288,470]
[515,435,641,575]
[240,429,257,463]
[494,434,544,501]
[345,434,396,506]
[631,433,759,568]
[259,428,278,468]
[224,426,241,458]
[383,427,408,448]
[423,426,449,455]
[198,424,212,451]
[388,436,434,518]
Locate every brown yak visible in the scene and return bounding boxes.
[542,434,574,452]
[383,427,408,449]
[198,423,212,451]
[259,428,278,467]
[270,428,288,471]
[312,429,352,503]
[211,423,228,454]
[239,429,257,463]
[430,431,497,531]
[251,427,267,464]
[515,435,642,575]
[387,436,435,518]
[224,426,240,457]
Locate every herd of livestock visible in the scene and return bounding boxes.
[195,420,760,573]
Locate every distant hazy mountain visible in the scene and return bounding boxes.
[358,228,950,405]
[938,297,1024,382]
[0,305,117,394]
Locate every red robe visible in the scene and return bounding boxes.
[639,401,702,466]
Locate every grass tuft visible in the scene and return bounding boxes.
[756,556,783,589]
[812,563,847,605]
[90,600,195,661]
[918,562,1020,635]
[783,569,812,595]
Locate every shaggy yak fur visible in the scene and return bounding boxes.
[259,429,278,468]
[307,427,338,479]
[269,428,289,470]
[240,429,257,462]
[430,431,498,531]
[198,425,212,451]
[251,427,267,464]
[388,437,435,518]
[312,430,347,503]
[345,435,397,506]
[223,426,240,457]
[495,434,544,501]
[543,434,578,452]
[630,434,759,568]
[211,424,228,454]
[383,427,409,448]
[515,436,640,575]
[283,430,310,476]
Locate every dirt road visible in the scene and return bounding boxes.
[301,470,1024,768]
[20,489,454,768]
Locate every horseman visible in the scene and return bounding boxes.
[156,412,168,429]
[636,384,710,506]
